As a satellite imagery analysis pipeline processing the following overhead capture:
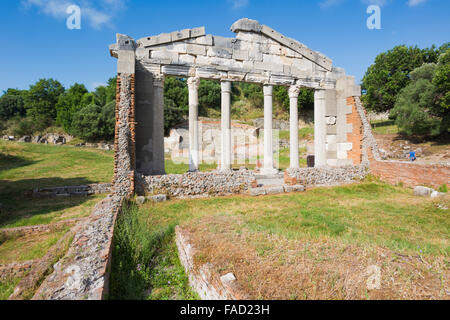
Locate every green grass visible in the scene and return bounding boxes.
[371,120,399,135]
[109,202,198,300]
[279,127,314,141]
[278,147,308,170]
[0,228,69,264]
[0,278,20,300]
[0,140,114,228]
[110,181,449,299]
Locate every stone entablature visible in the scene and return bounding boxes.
[111,18,338,89]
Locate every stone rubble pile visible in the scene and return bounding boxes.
[137,169,256,198]
[3,134,113,150]
[286,165,368,186]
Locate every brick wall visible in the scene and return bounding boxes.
[351,96,450,189]
[346,97,363,165]
[368,149,449,188]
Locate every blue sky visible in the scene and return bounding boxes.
[0,0,448,93]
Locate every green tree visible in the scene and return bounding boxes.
[70,104,104,140]
[164,98,183,135]
[433,48,450,111]
[198,79,221,115]
[0,89,27,121]
[93,77,117,107]
[100,100,116,140]
[391,64,441,136]
[26,78,65,125]
[55,83,89,132]
[361,45,443,113]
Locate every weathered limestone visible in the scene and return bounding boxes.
[314,90,327,167]
[187,77,200,171]
[289,84,301,169]
[220,80,232,171]
[261,85,278,175]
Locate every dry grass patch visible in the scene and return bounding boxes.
[182,215,449,300]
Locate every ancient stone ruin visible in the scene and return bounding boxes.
[109,18,363,182]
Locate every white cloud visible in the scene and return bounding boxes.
[22,0,126,29]
[228,0,249,9]
[407,0,428,6]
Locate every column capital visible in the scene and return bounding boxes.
[187,76,200,90]
[263,84,273,96]
[314,88,326,99]
[152,73,164,88]
[288,84,301,99]
[221,80,232,93]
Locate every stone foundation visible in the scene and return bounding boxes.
[285,166,368,186]
[137,170,256,198]
[32,184,111,198]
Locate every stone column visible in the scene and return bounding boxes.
[152,74,166,175]
[187,77,200,172]
[262,84,278,175]
[220,80,232,171]
[288,84,301,169]
[314,89,327,167]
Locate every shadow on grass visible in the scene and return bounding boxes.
[0,177,96,228]
[0,153,37,175]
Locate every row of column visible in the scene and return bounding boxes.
[187,77,327,172]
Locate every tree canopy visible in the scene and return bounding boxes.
[361,43,449,113]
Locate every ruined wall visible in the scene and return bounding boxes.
[137,170,256,198]
[113,73,136,196]
[284,165,368,186]
[176,226,246,300]
[353,96,450,188]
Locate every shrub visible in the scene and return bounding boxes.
[70,104,104,141]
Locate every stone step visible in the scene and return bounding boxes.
[256,178,285,187]
[249,185,305,196]
[255,173,284,179]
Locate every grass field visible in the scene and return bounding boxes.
[110,181,449,299]
[371,120,399,135]
[2,140,449,300]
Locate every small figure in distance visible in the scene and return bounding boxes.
[409,150,416,162]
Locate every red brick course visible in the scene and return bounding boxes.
[346,97,363,165]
